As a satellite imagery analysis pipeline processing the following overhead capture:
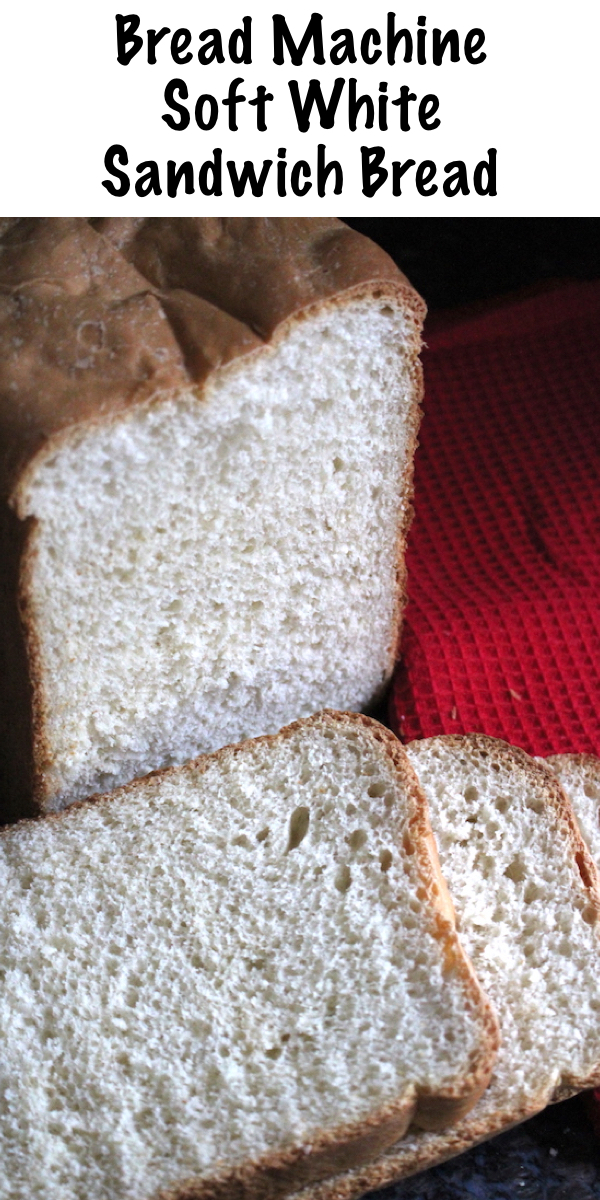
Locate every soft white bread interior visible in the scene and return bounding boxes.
[0,218,425,821]
[20,296,417,810]
[0,713,498,1200]
[292,734,600,1200]
[547,754,600,863]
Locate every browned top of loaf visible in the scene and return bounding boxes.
[0,218,424,508]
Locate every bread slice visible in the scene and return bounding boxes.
[547,754,600,864]
[291,734,600,1200]
[0,712,498,1200]
[0,218,425,821]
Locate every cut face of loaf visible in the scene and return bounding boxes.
[0,713,498,1200]
[292,735,600,1200]
[20,298,415,808]
[0,218,425,818]
[547,754,600,864]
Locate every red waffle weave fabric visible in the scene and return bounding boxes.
[391,280,600,755]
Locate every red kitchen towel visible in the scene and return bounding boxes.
[391,280,600,755]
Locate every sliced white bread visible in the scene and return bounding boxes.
[292,734,600,1200]
[547,754,600,864]
[0,713,498,1200]
[0,217,425,821]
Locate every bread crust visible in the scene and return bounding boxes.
[0,219,426,820]
[285,735,600,1200]
[0,218,425,509]
[1,712,499,1199]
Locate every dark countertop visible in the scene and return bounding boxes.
[370,1097,600,1200]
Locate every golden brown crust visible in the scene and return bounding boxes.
[152,1104,417,1200]
[1,218,425,511]
[285,735,600,1200]
[287,1103,542,1200]
[0,218,425,821]
[91,217,423,341]
[2,712,499,1198]
[289,1108,534,1200]
[0,219,190,509]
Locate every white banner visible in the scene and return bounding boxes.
[0,0,597,215]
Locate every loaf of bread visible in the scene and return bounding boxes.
[292,736,600,1200]
[0,218,425,822]
[0,712,498,1200]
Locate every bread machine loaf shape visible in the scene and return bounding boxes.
[0,218,426,820]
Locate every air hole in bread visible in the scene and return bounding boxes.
[256,827,270,843]
[286,806,310,853]
[401,915,418,932]
[334,864,352,893]
[346,829,368,851]
[233,834,252,850]
[464,785,479,803]
[525,795,545,814]
[379,850,393,872]
[368,782,387,799]
[504,858,527,884]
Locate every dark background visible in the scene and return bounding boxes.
[343,219,600,311]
